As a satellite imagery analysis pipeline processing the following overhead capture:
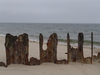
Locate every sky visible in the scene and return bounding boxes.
[0,0,100,23]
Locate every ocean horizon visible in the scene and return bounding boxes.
[0,23,100,46]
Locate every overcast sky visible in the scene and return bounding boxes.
[0,0,100,23]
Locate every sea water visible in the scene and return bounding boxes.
[0,23,100,46]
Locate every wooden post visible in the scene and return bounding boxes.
[5,34,17,66]
[67,33,70,63]
[5,33,29,66]
[39,33,58,63]
[18,33,29,65]
[78,33,84,63]
[45,33,58,63]
[91,32,93,64]
[39,33,43,64]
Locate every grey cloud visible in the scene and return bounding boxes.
[0,0,100,23]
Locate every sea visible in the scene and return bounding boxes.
[0,23,100,47]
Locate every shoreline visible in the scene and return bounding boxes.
[1,33,100,47]
[0,35,100,50]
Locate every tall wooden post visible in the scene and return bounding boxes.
[39,33,43,64]
[67,33,70,63]
[45,33,58,63]
[5,33,29,66]
[5,34,17,66]
[78,33,84,63]
[39,33,58,64]
[91,32,93,64]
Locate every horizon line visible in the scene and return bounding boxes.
[0,22,100,24]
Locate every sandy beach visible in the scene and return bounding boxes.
[0,36,100,75]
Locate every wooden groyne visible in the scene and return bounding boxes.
[0,32,100,67]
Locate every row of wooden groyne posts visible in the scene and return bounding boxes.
[0,32,100,67]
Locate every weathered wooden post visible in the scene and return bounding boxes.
[46,33,58,63]
[67,33,70,63]
[5,33,29,66]
[39,33,43,64]
[78,33,84,63]
[5,34,17,66]
[18,33,29,65]
[39,33,58,63]
[91,32,93,64]
[53,33,58,63]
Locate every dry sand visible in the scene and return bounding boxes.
[0,36,100,75]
